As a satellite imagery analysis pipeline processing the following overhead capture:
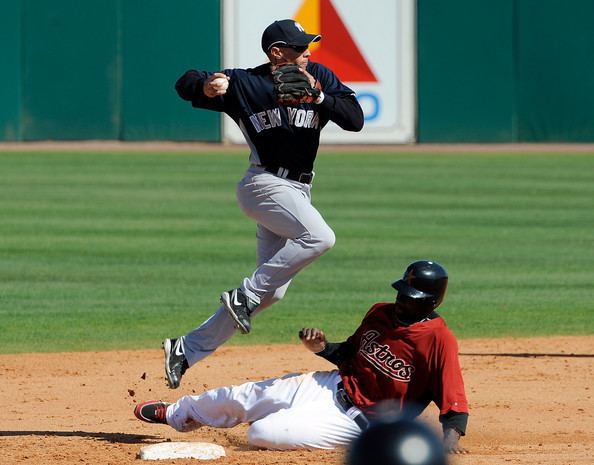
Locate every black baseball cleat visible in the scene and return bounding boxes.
[220,288,257,335]
[163,337,189,389]
[134,400,170,424]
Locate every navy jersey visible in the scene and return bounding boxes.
[175,62,363,173]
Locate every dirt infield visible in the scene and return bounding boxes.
[2,336,593,465]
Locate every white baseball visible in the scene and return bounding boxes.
[211,77,229,91]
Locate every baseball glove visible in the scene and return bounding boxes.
[272,64,321,105]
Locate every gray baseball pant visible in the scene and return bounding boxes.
[182,165,335,366]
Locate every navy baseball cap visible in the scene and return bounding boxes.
[261,19,321,53]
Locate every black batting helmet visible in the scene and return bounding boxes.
[391,260,448,323]
[346,417,447,465]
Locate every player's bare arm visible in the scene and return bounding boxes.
[298,327,327,353]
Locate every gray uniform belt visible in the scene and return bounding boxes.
[263,165,314,184]
[336,381,370,430]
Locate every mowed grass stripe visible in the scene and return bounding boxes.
[0,151,593,353]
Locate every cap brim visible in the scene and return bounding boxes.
[391,280,433,299]
[289,33,321,47]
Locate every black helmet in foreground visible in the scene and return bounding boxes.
[346,417,447,465]
[391,260,448,324]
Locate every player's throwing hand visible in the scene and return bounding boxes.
[203,72,230,98]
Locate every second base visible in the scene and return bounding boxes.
[139,441,226,461]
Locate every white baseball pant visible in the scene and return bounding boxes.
[182,165,335,366]
[166,369,361,449]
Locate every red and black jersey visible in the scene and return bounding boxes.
[338,302,468,417]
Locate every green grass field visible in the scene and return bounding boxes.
[1,149,593,353]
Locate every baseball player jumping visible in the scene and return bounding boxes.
[136,260,469,454]
[162,19,364,389]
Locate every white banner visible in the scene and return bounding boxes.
[222,0,416,144]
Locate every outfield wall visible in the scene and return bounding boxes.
[1,0,594,142]
[0,0,221,142]
[418,0,594,143]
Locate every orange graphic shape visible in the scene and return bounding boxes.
[295,0,377,82]
[294,0,321,53]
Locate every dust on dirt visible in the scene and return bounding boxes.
[1,336,593,465]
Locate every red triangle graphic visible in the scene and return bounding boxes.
[310,0,377,82]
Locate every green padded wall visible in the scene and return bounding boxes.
[21,0,120,140]
[417,0,515,142]
[3,0,594,142]
[0,1,22,140]
[516,0,594,141]
[15,0,221,141]
[120,0,221,141]
[418,0,594,142]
